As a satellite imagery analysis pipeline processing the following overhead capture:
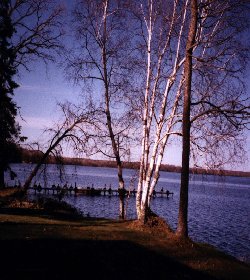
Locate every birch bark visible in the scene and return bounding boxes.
[137,0,189,223]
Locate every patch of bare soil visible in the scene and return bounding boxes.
[128,215,174,237]
[7,199,39,208]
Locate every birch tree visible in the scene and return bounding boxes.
[23,102,99,191]
[135,0,249,225]
[134,0,189,223]
[67,0,134,219]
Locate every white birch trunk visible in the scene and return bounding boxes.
[140,0,189,218]
[136,0,153,221]
[148,77,184,205]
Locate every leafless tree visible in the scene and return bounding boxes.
[23,102,99,191]
[133,0,188,223]
[133,0,249,226]
[176,0,198,238]
[9,0,65,70]
[176,0,250,238]
[66,0,135,219]
[15,0,249,229]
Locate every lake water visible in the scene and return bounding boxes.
[5,163,250,263]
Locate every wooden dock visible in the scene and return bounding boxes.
[28,184,174,198]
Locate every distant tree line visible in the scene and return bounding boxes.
[16,147,250,178]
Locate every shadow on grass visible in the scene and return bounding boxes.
[0,207,85,221]
[1,239,216,280]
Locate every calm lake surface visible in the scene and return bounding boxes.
[6,163,250,263]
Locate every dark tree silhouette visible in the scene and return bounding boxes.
[176,0,198,238]
[176,0,250,238]
[0,1,20,188]
[0,0,63,187]
[23,102,98,191]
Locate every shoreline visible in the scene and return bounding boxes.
[0,188,249,279]
[15,148,250,178]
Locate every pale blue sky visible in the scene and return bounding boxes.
[12,0,250,172]
[14,60,250,172]
[14,60,185,166]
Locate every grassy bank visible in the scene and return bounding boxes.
[0,188,249,280]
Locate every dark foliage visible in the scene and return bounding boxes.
[0,1,20,188]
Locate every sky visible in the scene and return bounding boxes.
[14,60,185,166]
[12,0,250,173]
[14,59,250,172]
